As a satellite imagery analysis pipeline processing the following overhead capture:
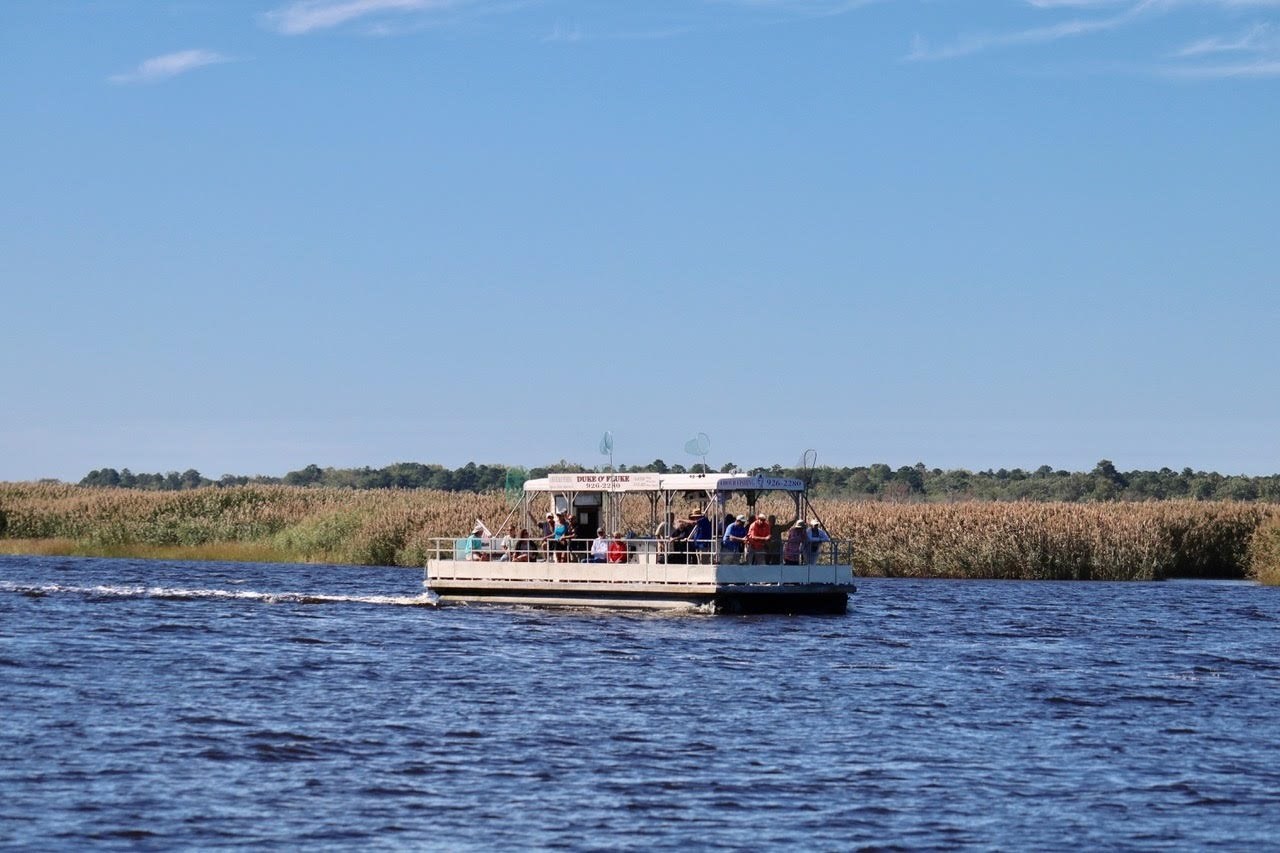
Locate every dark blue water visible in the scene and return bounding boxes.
[3,556,1279,850]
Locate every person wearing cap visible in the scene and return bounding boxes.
[529,508,556,539]
[464,526,488,561]
[722,514,749,564]
[783,519,808,565]
[746,513,771,564]
[532,511,557,560]
[807,520,830,565]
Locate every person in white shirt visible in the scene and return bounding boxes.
[589,529,611,563]
[807,520,831,565]
[496,524,517,561]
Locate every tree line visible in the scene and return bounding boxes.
[75,459,1280,503]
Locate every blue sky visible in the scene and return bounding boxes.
[3,0,1278,481]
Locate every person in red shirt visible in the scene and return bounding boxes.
[607,531,628,564]
[746,513,771,565]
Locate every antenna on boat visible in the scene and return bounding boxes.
[684,432,711,472]
[598,431,615,472]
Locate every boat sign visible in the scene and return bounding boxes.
[546,473,663,490]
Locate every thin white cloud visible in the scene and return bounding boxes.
[263,0,458,35]
[908,1,1160,61]
[108,49,232,84]
[1176,22,1274,55]
[717,0,878,8]
[1162,57,1280,74]
[541,22,692,43]
[905,0,1280,64]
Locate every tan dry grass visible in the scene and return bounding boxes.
[0,484,1271,578]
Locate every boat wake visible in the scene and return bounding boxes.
[0,581,439,608]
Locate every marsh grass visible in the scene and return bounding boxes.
[1246,515,1280,586]
[0,483,1274,580]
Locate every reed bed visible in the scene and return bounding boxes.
[1246,515,1280,586]
[0,483,1276,581]
[808,500,1273,582]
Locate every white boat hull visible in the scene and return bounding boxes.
[425,559,855,613]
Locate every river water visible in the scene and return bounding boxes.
[2,555,1279,850]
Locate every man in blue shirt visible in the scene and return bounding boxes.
[687,510,713,562]
[722,515,748,564]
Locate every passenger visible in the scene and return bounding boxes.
[589,528,610,563]
[766,513,797,565]
[746,513,771,565]
[807,520,830,565]
[535,511,556,560]
[783,519,808,565]
[722,514,749,564]
[654,512,675,538]
[496,524,518,561]
[531,510,555,537]
[607,531,628,564]
[561,513,577,560]
[667,516,694,564]
[687,510,713,561]
[465,526,488,561]
[549,512,574,562]
[513,528,535,562]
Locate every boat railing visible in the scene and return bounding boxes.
[425,536,849,567]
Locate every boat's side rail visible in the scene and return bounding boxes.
[427,536,850,567]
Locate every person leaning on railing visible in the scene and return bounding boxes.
[687,510,713,561]
[746,513,771,565]
[783,520,808,565]
[547,512,574,563]
[722,514,749,565]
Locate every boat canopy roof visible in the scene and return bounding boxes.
[524,472,806,494]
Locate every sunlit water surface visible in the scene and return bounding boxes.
[3,555,1279,850]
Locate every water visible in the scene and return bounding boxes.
[3,555,1279,850]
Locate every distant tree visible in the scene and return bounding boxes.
[895,465,925,493]
[81,468,121,488]
[284,464,324,486]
